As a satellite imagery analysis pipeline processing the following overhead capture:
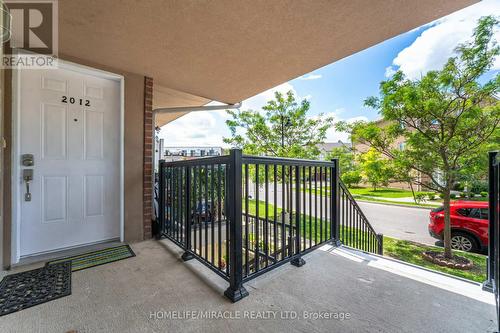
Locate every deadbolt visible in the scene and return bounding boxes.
[22,154,34,166]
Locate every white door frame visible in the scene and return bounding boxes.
[11,59,125,264]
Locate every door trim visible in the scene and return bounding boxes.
[11,60,125,263]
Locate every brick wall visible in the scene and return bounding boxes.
[143,77,153,239]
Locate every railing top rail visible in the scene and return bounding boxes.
[242,155,336,167]
[162,155,231,167]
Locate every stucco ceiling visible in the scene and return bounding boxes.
[59,0,477,107]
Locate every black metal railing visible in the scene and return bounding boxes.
[156,149,382,302]
[339,180,383,254]
[483,151,499,331]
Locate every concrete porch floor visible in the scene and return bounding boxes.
[0,239,496,333]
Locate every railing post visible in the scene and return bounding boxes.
[154,160,166,240]
[224,149,248,302]
[484,151,498,292]
[291,165,306,267]
[377,233,384,255]
[331,159,341,246]
[181,166,194,261]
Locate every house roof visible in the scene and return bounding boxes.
[317,141,350,152]
[58,0,477,119]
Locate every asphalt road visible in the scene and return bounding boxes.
[356,201,437,245]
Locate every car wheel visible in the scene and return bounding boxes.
[450,232,478,252]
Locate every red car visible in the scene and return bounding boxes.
[428,200,488,253]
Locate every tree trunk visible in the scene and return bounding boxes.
[409,181,417,204]
[442,187,452,259]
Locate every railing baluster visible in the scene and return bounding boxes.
[281,164,286,261]
[217,164,222,269]
[244,164,249,276]
[210,164,215,265]
[264,164,269,268]
[255,164,260,272]
[273,165,278,262]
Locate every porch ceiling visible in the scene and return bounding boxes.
[153,85,210,127]
[59,0,477,106]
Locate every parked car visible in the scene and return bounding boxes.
[428,200,488,252]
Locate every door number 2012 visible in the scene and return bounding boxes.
[61,96,91,107]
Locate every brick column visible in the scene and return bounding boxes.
[143,77,154,239]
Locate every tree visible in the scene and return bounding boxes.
[224,91,333,159]
[358,149,394,190]
[327,146,362,187]
[344,16,500,259]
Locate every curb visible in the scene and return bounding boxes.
[354,198,435,210]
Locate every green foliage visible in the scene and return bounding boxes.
[450,193,457,199]
[480,191,488,197]
[460,192,467,198]
[224,90,333,159]
[358,148,395,190]
[427,192,437,201]
[342,170,363,188]
[327,146,362,187]
[415,193,427,204]
[340,17,500,258]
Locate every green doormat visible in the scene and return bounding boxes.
[47,245,135,272]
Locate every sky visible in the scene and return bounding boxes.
[160,0,500,148]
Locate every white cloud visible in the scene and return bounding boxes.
[299,74,322,80]
[384,65,397,78]
[389,0,500,80]
[159,111,228,147]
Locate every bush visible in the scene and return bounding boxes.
[415,193,427,203]
[450,193,457,199]
[427,193,436,200]
[470,180,488,194]
[453,182,465,191]
[439,193,445,199]
[460,192,466,198]
[341,170,362,188]
[480,191,488,197]
[468,192,476,198]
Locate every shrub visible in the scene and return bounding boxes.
[427,193,436,200]
[468,192,476,198]
[453,182,465,191]
[460,192,466,198]
[470,180,488,194]
[439,193,445,199]
[415,193,427,203]
[450,193,457,199]
[480,191,488,197]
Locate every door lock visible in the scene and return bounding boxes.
[23,169,33,201]
[22,154,34,166]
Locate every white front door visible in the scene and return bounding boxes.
[16,64,122,258]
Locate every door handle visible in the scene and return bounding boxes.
[23,169,33,201]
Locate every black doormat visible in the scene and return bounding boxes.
[0,261,71,317]
[47,244,136,272]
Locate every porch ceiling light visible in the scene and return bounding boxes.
[1,1,11,43]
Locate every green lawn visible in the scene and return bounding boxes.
[246,199,486,283]
[383,237,486,282]
[348,187,429,198]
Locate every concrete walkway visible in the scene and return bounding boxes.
[0,240,496,333]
